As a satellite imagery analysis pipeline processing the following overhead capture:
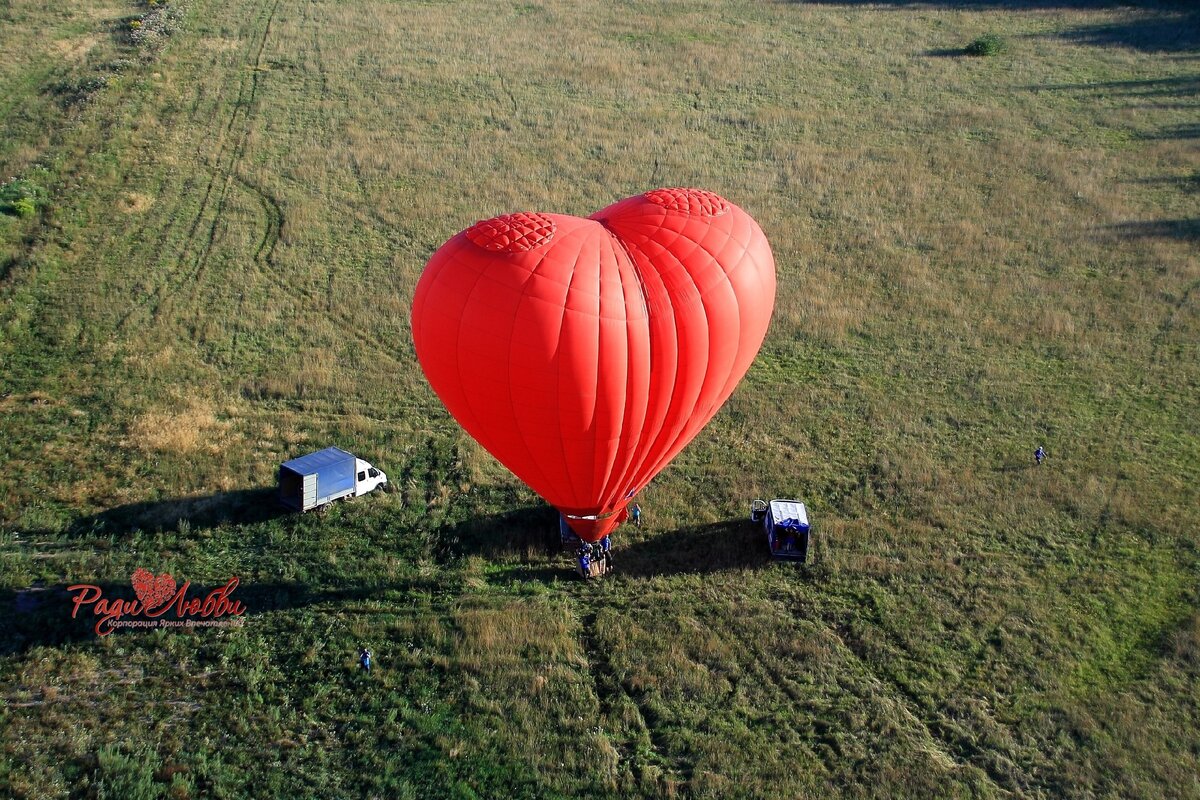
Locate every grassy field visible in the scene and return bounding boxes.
[1,0,1197,797]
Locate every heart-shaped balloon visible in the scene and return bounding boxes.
[412,188,776,541]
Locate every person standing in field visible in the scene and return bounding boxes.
[1035,446,1046,465]
[360,648,372,675]
[630,503,641,527]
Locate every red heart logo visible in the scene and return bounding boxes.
[412,188,775,541]
[131,568,176,610]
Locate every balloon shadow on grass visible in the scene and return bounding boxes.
[612,519,773,578]
[792,1,1200,54]
[432,508,776,580]
[432,505,565,582]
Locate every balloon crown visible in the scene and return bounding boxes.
[466,211,556,253]
[643,187,731,217]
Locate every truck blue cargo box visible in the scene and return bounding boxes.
[766,500,810,562]
[279,447,356,511]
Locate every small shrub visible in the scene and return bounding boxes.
[0,178,48,218]
[965,33,1006,57]
[94,745,160,800]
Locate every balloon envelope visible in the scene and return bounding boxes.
[411,188,776,541]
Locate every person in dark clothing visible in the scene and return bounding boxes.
[578,547,591,579]
[360,648,372,674]
[1035,446,1046,465]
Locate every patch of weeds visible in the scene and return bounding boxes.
[965,33,1006,57]
[102,58,137,74]
[129,1,190,52]
[0,176,49,218]
[50,76,109,109]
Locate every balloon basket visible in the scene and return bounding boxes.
[576,551,613,580]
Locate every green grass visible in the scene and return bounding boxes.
[1,0,1198,797]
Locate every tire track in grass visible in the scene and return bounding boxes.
[174,0,280,316]
[226,170,281,357]
[106,13,256,332]
[232,172,282,267]
[118,0,280,331]
[573,602,685,790]
[116,9,260,331]
[201,0,413,373]
[303,0,338,316]
[720,627,838,782]
[575,598,843,793]
[820,615,1018,796]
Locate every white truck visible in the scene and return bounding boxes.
[278,447,388,512]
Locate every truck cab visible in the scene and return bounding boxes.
[354,458,388,496]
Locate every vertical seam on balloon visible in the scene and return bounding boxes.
[591,232,636,511]
[595,223,661,506]
[551,227,588,506]
[501,243,563,498]
[620,237,694,495]
[628,222,726,488]
[621,253,680,497]
[590,231,605,502]
[713,217,761,402]
[448,254,494,438]
[439,244,559,502]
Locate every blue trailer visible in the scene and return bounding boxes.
[559,514,583,550]
[278,447,388,512]
[751,499,810,562]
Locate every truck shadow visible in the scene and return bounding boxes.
[62,487,286,538]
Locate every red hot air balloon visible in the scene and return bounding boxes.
[411,188,776,542]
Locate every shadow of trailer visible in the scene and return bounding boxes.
[752,499,810,563]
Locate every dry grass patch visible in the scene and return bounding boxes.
[126,398,230,454]
[0,391,65,411]
[49,34,102,62]
[116,192,154,213]
[454,600,579,669]
[198,37,241,52]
